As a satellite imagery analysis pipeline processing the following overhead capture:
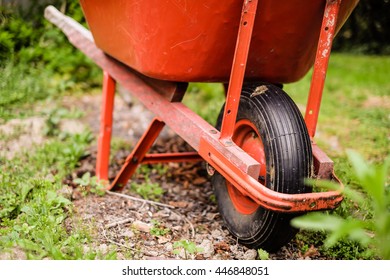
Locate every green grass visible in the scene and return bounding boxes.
[0,61,101,123]
[285,53,389,163]
[0,131,117,259]
[183,83,225,125]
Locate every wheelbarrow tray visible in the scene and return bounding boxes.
[80,0,358,83]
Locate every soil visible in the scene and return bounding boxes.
[2,90,320,260]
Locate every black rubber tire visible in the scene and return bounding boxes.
[212,83,313,252]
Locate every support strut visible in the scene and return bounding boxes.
[305,0,341,138]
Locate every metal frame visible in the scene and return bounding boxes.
[305,0,342,138]
[95,72,115,181]
[45,0,343,214]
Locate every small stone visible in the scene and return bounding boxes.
[144,250,159,257]
[206,213,218,221]
[157,236,170,244]
[243,249,257,260]
[211,229,222,239]
[143,241,155,246]
[132,221,152,232]
[167,212,181,221]
[199,240,214,258]
[0,247,26,260]
[171,225,182,231]
[165,243,173,252]
[153,210,170,218]
[230,245,245,259]
[57,185,73,200]
[121,229,135,238]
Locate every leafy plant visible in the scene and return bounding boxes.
[292,151,390,259]
[149,220,170,237]
[0,131,115,259]
[173,239,203,260]
[257,248,269,260]
[74,172,106,196]
[131,177,164,201]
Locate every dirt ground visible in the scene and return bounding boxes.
[2,90,320,260]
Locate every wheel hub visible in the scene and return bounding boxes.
[226,119,266,215]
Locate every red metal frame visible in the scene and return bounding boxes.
[220,0,258,141]
[45,2,344,214]
[96,72,116,181]
[110,118,165,192]
[305,0,341,138]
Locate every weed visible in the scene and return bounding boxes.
[74,172,106,196]
[131,178,164,201]
[292,151,390,259]
[209,194,217,204]
[154,164,169,177]
[173,239,203,259]
[257,248,269,260]
[149,220,170,237]
[0,132,116,259]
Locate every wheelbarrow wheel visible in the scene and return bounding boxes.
[212,83,312,252]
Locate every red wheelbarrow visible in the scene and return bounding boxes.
[45,0,358,251]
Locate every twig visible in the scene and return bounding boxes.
[106,217,133,229]
[101,226,160,258]
[171,210,195,239]
[106,190,175,209]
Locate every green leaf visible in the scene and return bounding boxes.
[257,248,269,260]
[291,213,344,231]
[20,182,34,202]
[347,150,386,208]
[324,219,371,247]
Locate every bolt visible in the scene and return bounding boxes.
[225,140,233,146]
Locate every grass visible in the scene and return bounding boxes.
[285,54,389,164]
[183,83,225,125]
[0,58,115,259]
[0,131,116,259]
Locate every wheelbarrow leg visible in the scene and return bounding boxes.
[305,0,341,138]
[109,118,165,192]
[96,71,116,181]
[219,0,259,141]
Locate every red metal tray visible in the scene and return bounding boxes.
[80,0,357,83]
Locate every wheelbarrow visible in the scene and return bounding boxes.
[45,0,359,251]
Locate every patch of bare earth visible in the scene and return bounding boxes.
[363,95,390,109]
[0,117,45,159]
